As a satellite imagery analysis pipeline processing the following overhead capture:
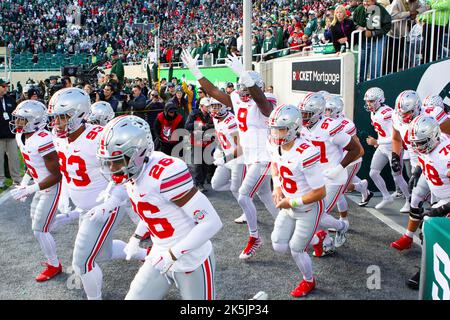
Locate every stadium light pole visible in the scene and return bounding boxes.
[243,0,252,71]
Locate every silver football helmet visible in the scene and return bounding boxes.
[9,100,48,134]
[409,115,441,154]
[422,95,444,109]
[364,87,385,112]
[325,96,344,119]
[97,115,154,184]
[298,92,325,128]
[318,90,331,101]
[268,104,302,146]
[87,101,115,126]
[237,71,264,102]
[47,87,91,138]
[395,90,421,124]
[208,98,228,118]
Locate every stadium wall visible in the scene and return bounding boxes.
[354,58,450,191]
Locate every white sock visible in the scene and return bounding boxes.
[34,231,59,267]
[238,194,258,237]
[231,191,245,216]
[393,175,410,198]
[320,213,345,231]
[337,196,348,212]
[81,265,103,300]
[291,250,313,282]
[370,169,391,199]
[49,210,80,232]
[405,230,414,238]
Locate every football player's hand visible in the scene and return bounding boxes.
[124,236,141,261]
[276,197,292,209]
[324,164,345,181]
[366,136,378,147]
[225,53,246,76]
[152,250,176,274]
[57,196,72,214]
[213,156,225,166]
[181,49,203,80]
[391,152,401,173]
[87,195,121,223]
[11,184,39,201]
[408,166,422,193]
[272,186,284,205]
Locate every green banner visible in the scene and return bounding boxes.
[420,217,450,300]
[354,58,450,190]
[160,66,239,89]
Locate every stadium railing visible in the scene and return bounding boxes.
[351,10,450,83]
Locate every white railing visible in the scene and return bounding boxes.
[351,10,450,83]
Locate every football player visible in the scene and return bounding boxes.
[181,50,278,259]
[406,115,450,289]
[324,95,370,221]
[208,98,247,224]
[95,115,223,299]
[47,88,147,300]
[10,100,63,281]
[391,90,450,251]
[268,104,327,297]
[86,101,115,126]
[299,93,364,254]
[363,87,410,212]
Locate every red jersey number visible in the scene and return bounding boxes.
[58,152,91,186]
[217,132,232,150]
[418,157,444,186]
[373,122,386,137]
[130,200,175,239]
[279,166,298,194]
[237,108,248,132]
[149,158,175,180]
[86,127,104,140]
[311,141,328,164]
[22,153,38,179]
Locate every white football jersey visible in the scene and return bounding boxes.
[418,140,450,199]
[213,113,239,155]
[370,105,393,146]
[230,91,276,164]
[393,105,447,167]
[269,137,325,211]
[53,124,108,210]
[338,115,357,137]
[125,151,211,272]
[16,129,55,184]
[301,116,351,184]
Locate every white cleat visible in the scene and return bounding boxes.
[392,190,405,199]
[375,196,394,210]
[335,220,349,248]
[234,214,247,224]
[400,201,411,213]
[250,291,268,300]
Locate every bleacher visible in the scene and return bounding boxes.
[11,53,90,71]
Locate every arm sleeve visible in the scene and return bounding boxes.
[38,135,56,157]
[159,159,194,202]
[171,190,223,258]
[134,219,149,238]
[331,130,352,149]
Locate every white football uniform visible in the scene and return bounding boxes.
[16,130,61,232]
[211,113,245,193]
[269,138,325,252]
[53,124,125,275]
[125,151,216,300]
[302,116,352,213]
[417,140,450,201]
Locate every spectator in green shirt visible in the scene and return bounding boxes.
[262,29,277,60]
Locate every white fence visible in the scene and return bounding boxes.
[351,10,450,83]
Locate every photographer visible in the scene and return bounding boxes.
[123,85,147,119]
[100,84,119,112]
[83,84,100,104]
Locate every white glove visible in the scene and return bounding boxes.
[225,53,246,76]
[180,49,203,80]
[152,250,176,274]
[213,156,225,166]
[57,194,72,214]
[19,173,32,187]
[124,236,141,261]
[11,184,40,201]
[323,164,345,181]
[88,195,121,223]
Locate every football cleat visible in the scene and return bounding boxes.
[313,230,335,257]
[406,269,420,290]
[234,214,247,224]
[250,291,269,300]
[358,190,374,207]
[400,201,411,213]
[291,278,316,297]
[391,234,413,251]
[392,190,405,199]
[375,196,394,209]
[35,262,62,282]
[239,236,262,260]
[335,220,349,248]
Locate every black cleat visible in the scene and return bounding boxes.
[406,269,420,290]
[358,191,374,207]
